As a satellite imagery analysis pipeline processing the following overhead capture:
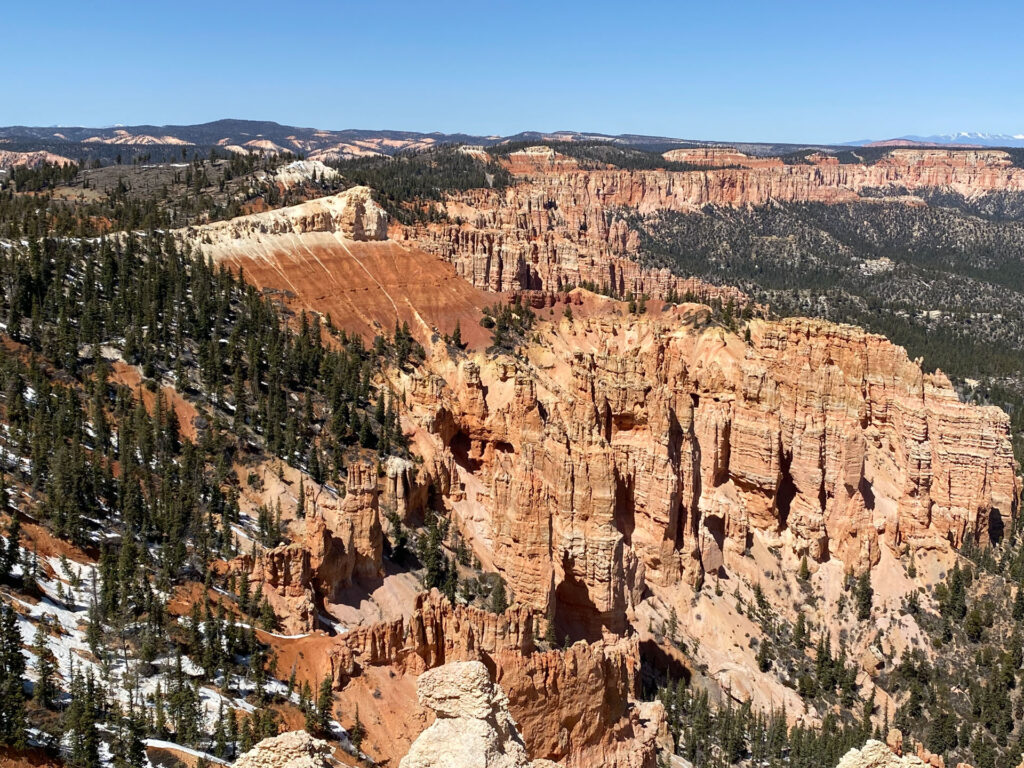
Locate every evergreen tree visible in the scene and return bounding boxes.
[316,675,333,736]
[65,668,101,768]
[32,617,58,708]
[112,705,146,768]
[856,571,873,621]
[793,611,807,648]
[349,706,365,751]
[0,514,20,582]
[1013,584,1024,621]
[490,578,509,614]
[798,555,810,581]
[0,603,26,747]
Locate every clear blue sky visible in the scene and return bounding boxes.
[4,0,1023,144]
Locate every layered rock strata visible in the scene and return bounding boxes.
[493,638,663,767]
[400,147,1024,301]
[402,308,1018,638]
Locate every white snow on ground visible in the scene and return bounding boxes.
[4,545,350,767]
[144,739,230,764]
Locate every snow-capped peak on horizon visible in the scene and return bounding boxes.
[897,131,1024,147]
[843,131,1024,148]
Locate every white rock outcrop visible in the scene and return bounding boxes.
[836,740,931,768]
[188,185,388,248]
[233,731,336,768]
[400,661,556,768]
[257,160,343,190]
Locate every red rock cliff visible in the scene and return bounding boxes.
[401,308,1018,639]
[232,462,384,633]
[271,591,659,768]
[399,148,1024,302]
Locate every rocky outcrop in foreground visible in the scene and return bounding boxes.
[400,661,556,768]
[233,731,336,768]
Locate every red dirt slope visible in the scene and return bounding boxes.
[212,235,493,347]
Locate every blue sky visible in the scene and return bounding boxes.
[3,0,1022,143]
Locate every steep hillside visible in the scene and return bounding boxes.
[185,187,493,346]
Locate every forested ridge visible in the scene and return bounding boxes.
[0,152,340,237]
[329,146,512,224]
[0,229,416,765]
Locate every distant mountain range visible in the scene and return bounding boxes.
[845,132,1024,148]
[4,119,1024,170]
[0,119,839,166]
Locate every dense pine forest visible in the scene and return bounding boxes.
[0,227,412,765]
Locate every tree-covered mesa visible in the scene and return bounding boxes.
[0,151,331,239]
[330,146,512,224]
[486,138,745,172]
[0,231,417,762]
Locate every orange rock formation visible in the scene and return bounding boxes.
[187,146,1024,767]
[186,193,494,345]
[267,592,659,767]
[233,463,384,633]
[400,147,1024,302]
[401,308,1018,638]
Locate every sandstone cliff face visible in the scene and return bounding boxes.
[311,591,538,682]
[399,148,1024,302]
[233,463,383,634]
[493,636,663,768]
[399,661,555,768]
[399,180,748,305]
[401,308,1018,639]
